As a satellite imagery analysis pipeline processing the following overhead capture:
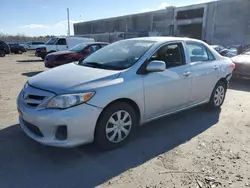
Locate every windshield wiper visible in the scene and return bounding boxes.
[81,62,108,69]
[78,61,125,70]
[86,62,103,67]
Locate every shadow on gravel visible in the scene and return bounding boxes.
[229,78,250,92]
[22,71,43,77]
[0,107,220,188]
[16,59,43,63]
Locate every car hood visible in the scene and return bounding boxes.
[36,44,46,49]
[231,55,250,64]
[49,51,75,56]
[28,63,122,94]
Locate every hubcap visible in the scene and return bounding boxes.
[105,110,132,143]
[214,86,225,106]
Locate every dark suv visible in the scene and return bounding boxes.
[0,40,10,57]
[9,43,26,54]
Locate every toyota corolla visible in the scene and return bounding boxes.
[17,37,235,150]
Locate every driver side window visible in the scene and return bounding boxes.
[56,38,67,45]
[149,43,185,68]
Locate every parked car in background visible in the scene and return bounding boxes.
[35,37,95,60]
[9,43,26,54]
[231,48,250,79]
[26,41,45,50]
[44,42,109,68]
[227,44,250,56]
[20,43,28,50]
[17,37,235,149]
[211,45,229,56]
[211,45,226,53]
[0,40,10,57]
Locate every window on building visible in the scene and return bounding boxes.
[176,8,204,20]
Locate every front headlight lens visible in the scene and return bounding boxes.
[46,92,95,109]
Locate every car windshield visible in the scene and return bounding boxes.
[70,43,87,52]
[78,40,155,70]
[45,38,58,45]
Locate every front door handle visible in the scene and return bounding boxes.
[182,71,191,77]
[213,65,219,70]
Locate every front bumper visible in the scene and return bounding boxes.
[35,51,47,58]
[44,60,64,68]
[17,91,102,147]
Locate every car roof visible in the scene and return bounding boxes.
[83,42,109,45]
[125,37,203,43]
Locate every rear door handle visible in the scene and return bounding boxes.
[182,71,191,77]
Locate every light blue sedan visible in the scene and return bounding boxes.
[17,37,235,149]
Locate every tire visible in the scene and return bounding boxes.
[0,51,5,57]
[95,102,138,150]
[18,50,23,54]
[208,81,227,109]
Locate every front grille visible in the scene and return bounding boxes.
[23,120,43,137]
[26,103,39,107]
[23,93,45,107]
[21,84,54,108]
[29,95,45,100]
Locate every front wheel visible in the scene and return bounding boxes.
[95,102,137,150]
[208,81,227,109]
[18,50,23,54]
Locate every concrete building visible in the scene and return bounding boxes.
[74,0,250,46]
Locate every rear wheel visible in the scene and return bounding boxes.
[18,49,23,54]
[95,102,137,150]
[208,81,227,109]
[0,51,5,57]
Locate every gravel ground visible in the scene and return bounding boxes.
[0,52,250,188]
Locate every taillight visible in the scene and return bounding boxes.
[232,63,236,69]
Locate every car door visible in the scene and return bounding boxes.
[143,42,192,119]
[185,42,220,104]
[55,38,67,51]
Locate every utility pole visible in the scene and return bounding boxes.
[67,8,70,36]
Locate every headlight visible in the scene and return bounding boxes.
[46,92,95,109]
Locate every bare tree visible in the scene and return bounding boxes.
[0,34,51,43]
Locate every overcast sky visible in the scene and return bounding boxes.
[0,0,217,36]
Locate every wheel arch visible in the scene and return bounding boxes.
[217,77,228,89]
[48,50,56,53]
[94,98,141,138]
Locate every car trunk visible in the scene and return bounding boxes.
[234,62,250,77]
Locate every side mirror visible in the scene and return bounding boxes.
[146,60,166,73]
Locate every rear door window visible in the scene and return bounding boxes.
[186,42,215,62]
